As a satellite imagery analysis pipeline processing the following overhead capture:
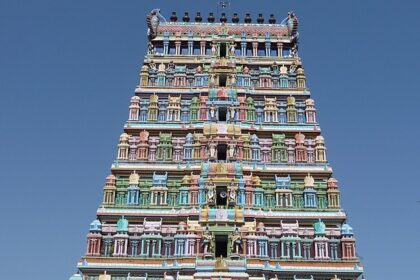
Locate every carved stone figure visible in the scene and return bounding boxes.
[280,64,288,75]
[272,62,279,74]
[210,103,217,120]
[209,140,217,158]
[211,43,218,55]
[206,180,216,203]
[230,74,236,85]
[281,11,299,37]
[291,45,298,57]
[158,63,166,72]
[149,60,157,71]
[167,61,175,71]
[229,228,242,254]
[289,62,296,74]
[229,43,236,56]
[228,180,237,203]
[228,141,236,158]
[202,229,214,254]
[147,42,155,55]
[209,74,216,85]
[229,104,236,121]
[146,9,165,41]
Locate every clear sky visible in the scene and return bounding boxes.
[1,0,419,279]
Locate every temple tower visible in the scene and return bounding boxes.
[71,9,364,280]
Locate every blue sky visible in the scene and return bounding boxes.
[1,0,419,279]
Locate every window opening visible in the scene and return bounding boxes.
[220,43,227,57]
[216,186,227,206]
[218,144,227,160]
[219,74,227,87]
[219,107,227,121]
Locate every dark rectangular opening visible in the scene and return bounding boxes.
[154,43,163,54]
[216,186,227,206]
[219,74,227,87]
[220,43,227,57]
[215,235,228,258]
[257,44,266,56]
[193,42,201,55]
[219,107,227,121]
[218,144,227,160]
[246,43,253,56]
[169,42,176,55]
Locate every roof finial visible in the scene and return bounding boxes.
[217,1,231,17]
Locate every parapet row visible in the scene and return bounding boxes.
[128,95,315,124]
[86,218,356,261]
[117,131,326,164]
[102,173,339,210]
[139,62,305,89]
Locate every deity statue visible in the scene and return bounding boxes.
[228,141,236,158]
[216,162,227,174]
[147,42,155,55]
[230,74,236,85]
[243,66,250,75]
[211,43,218,55]
[228,179,237,203]
[280,64,288,75]
[149,60,157,71]
[291,45,298,57]
[158,62,166,72]
[210,74,216,85]
[272,62,279,74]
[229,228,242,254]
[209,140,217,158]
[229,43,236,56]
[229,104,236,121]
[210,103,217,120]
[289,62,297,74]
[281,11,299,38]
[202,229,214,254]
[206,180,216,203]
[167,60,175,71]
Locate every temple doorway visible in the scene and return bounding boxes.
[215,235,228,258]
[218,144,227,160]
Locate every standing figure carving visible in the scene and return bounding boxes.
[228,141,236,159]
[229,104,236,121]
[202,229,214,254]
[229,43,236,56]
[167,60,175,72]
[229,228,242,254]
[211,43,218,56]
[210,103,217,121]
[230,74,236,85]
[228,179,237,203]
[209,140,217,159]
[206,180,216,204]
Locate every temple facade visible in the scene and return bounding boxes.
[70,9,364,280]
